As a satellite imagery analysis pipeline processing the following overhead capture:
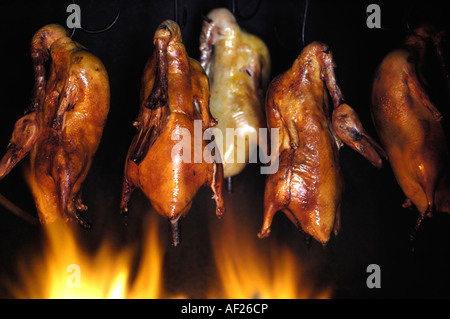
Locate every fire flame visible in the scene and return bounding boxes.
[208,204,331,299]
[9,215,175,299]
[8,205,331,299]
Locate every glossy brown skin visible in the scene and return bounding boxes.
[259,42,386,243]
[199,8,271,179]
[0,24,110,228]
[371,26,450,226]
[120,20,224,246]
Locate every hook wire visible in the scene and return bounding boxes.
[174,0,187,29]
[69,25,77,38]
[274,0,309,50]
[80,11,120,34]
[301,0,309,47]
[69,0,120,37]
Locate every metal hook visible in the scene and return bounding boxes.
[231,0,261,20]
[69,25,77,38]
[69,0,120,38]
[274,0,309,50]
[174,0,187,29]
[301,0,309,47]
[80,11,120,34]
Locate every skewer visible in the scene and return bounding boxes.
[0,193,39,225]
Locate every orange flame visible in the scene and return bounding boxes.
[9,215,181,299]
[208,203,331,299]
[8,204,331,299]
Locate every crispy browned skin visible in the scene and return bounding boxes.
[259,42,386,244]
[0,24,110,228]
[199,8,271,179]
[120,20,224,246]
[371,25,450,230]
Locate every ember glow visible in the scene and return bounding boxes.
[8,206,331,299]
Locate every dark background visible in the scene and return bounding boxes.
[0,0,450,299]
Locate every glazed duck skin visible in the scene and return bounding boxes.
[259,42,386,243]
[200,8,271,178]
[121,20,224,246]
[371,26,450,224]
[0,24,110,228]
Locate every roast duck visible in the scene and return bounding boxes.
[371,25,450,234]
[199,8,271,180]
[259,42,387,244]
[120,20,224,246]
[0,24,110,228]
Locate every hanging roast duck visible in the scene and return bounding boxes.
[371,25,450,234]
[0,24,110,228]
[258,42,387,244]
[120,20,224,246]
[199,8,271,181]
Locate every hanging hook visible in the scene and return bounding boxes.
[174,0,187,29]
[231,0,261,20]
[69,25,77,38]
[274,0,309,50]
[301,0,309,47]
[69,0,120,38]
[80,11,120,34]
